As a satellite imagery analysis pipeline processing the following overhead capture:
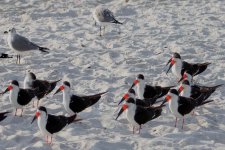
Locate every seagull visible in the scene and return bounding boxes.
[54,81,107,115]
[1,80,38,116]
[166,52,210,80]
[4,28,49,64]
[31,106,79,144]
[24,71,61,107]
[93,6,123,36]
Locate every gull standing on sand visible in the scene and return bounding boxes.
[93,6,123,36]
[4,28,49,64]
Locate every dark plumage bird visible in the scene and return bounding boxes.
[166,52,210,79]
[1,80,38,116]
[54,81,107,115]
[116,96,163,134]
[31,106,79,144]
[24,71,61,107]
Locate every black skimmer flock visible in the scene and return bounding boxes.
[1,80,38,116]
[0,111,10,122]
[118,88,160,107]
[178,79,223,102]
[54,81,107,115]
[161,89,213,129]
[166,52,211,79]
[24,71,61,107]
[31,106,79,144]
[4,28,49,64]
[116,93,164,134]
[93,6,123,36]
[130,74,174,99]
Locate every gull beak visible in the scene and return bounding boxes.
[130,79,139,89]
[118,93,129,105]
[53,85,64,95]
[31,111,40,124]
[1,85,13,95]
[166,58,175,75]
[115,104,128,120]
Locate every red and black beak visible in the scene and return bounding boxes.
[130,79,139,89]
[178,86,184,93]
[53,85,64,95]
[160,95,171,106]
[31,111,40,124]
[166,58,175,75]
[178,73,187,83]
[1,85,13,95]
[115,104,128,120]
[118,93,129,105]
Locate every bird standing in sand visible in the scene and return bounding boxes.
[4,28,49,64]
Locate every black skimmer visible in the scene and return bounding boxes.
[0,111,10,122]
[166,52,210,79]
[118,89,159,107]
[24,71,61,107]
[130,74,174,99]
[31,106,79,144]
[161,89,213,129]
[93,6,123,36]
[4,28,49,64]
[116,97,163,134]
[54,81,107,115]
[178,79,223,102]
[1,80,38,116]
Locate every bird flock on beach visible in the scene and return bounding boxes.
[0,4,223,145]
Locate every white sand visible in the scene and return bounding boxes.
[0,0,225,149]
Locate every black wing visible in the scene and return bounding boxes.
[32,80,50,99]
[143,85,157,99]
[17,89,36,105]
[46,114,68,134]
[69,95,88,113]
[178,96,196,116]
[134,106,157,125]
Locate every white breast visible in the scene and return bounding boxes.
[169,97,183,118]
[126,104,139,127]
[63,92,75,115]
[38,114,51,136]
[136,82,145,99]
[172,59,182,79]
[9,89,22,109]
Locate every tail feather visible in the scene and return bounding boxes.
[67,114,77,124]
[39,47,49,53]
[112,19,123,25]
[197,100,213,107]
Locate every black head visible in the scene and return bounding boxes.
[173,52,181,59]
[169,89,179,95]
[182,80,190,85]
[137,74,144,80]
[126,98,135,104]
[63,81,70,87]
[38,106,47,114]
[29,72,36,80]
[128,89,135,95]
[11,80,19,86]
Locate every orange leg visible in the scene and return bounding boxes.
[20,109,23,117]
[174,117,177,127]
[182,118,185,129]
[14,109,17,116]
